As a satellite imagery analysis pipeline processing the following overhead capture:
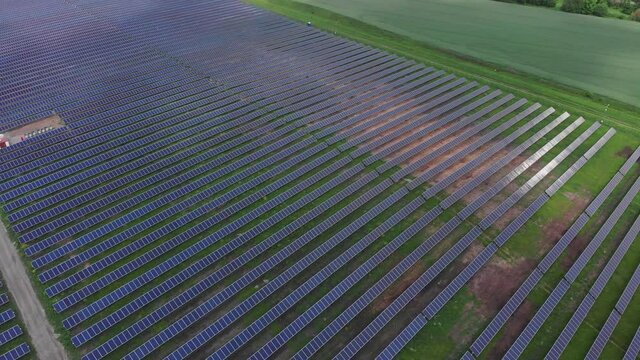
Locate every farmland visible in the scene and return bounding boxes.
[0,0,639,360]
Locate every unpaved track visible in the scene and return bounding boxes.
[0,222,67,360]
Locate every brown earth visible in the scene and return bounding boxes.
[540,192,590,254]
[2,114,65,145]
[371,263,427,313]
[468,256,537,315]
[487,299,536,359]
[616,146,633,159]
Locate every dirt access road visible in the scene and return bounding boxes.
[0,222,67,360]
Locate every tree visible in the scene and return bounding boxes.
[562,0,585,12]
[583,0,599,13]
[593,2,609,15]
[621,0,635,14]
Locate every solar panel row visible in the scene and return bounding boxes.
[206,188,410,360]
[312,69,442,136]
[288,103,568,358]
[0,343,30,360]
[68,159,365,343]
[333,77,465,147]
[17,58,418,226]
[0,310,16,327]
[373,93,519,172]
[380,129,611,359]
[43,69,480,294]
[65,148,341,330]
[407,106,553,190]
[17,52,428,236]
[11,46,396,201]
[504,172,640,359]
[110,179,394,360]
[623,326,640,360]
[307,113,579,360]
[351,86,494,159]
[82,170,383,359]
[615,263,640,315]
[0,280,29,359]
[5,32,396,186]
[453,117,584,216]
[469,146,635,358]
[60,68,482,354]
[0,327,22,348]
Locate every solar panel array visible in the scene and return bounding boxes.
[0,0,634,359]
[0,282,30,360]
[375,133,612,359]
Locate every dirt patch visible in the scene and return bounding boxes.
[540,192,590,254]
[1,114,65,145]
[487,299,536,359]
[469,256,537,315]
[616,146,633,159]
[371,263,427,313]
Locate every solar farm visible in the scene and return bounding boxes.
[1,0,640,359]
[0,280,30,360]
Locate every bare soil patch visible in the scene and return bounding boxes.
[616,146,633,159]
[371,263,426,313]
[539,192,590,255]
[1,114,65,145]
[487,299,536,359]
[469,256,537,315]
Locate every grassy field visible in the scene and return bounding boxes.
[294,0,640,106]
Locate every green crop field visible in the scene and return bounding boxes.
[296,0,640,106]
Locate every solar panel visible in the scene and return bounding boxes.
[443,116,583,210]
[0,326,22,347]
[615,264,640,314]
[370,91,510,169]
[504,279,570,359]
[84,174,388,358]
[0,343,30,360]
[623,326,640,360]
[619,146,640,175]
[412,106,558,192]
[215,189,409,360]
[376,316,428,360]
[0,310,16,327]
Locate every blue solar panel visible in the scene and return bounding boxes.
[0,343,30,360]
[0,326,22,347]
[411,106,557,192]
[2,4,624,360]
[66,149,342,332]
[623,326,640,360]
[83,173,385,358]
[0,310,16,326]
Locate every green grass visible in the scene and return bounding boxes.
[246,0,640,134]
